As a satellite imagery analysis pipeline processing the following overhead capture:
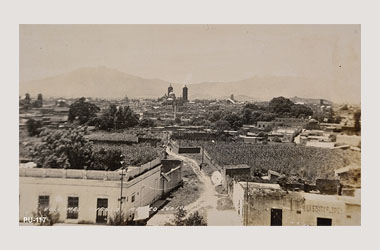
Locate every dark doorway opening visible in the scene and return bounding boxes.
[271,208,282,226]
[317,217,332,226]
[96,198,108,224]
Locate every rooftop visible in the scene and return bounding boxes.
[239,181,281,190]
[225,164,251,169]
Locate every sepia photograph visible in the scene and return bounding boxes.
[18,24,361,227]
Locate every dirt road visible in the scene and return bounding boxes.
[147,149,242,226]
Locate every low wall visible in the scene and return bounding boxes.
[19,157,162,182]
[178,147,201,154]
[171,132,218,140]
[169,140,200,154]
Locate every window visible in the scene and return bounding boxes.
[38,195,49,211]
[131,194,135,203]
[67,197,79,219]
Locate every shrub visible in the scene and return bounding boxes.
[184,211,207,226]
[32,208,60,226]
[171,208,207,226]
[108,211,130,225]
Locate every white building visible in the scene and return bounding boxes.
[19,158,182,224]
[232,181,360,226]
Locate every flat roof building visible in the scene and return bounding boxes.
[232,181,360,226]
[19,158,182,225]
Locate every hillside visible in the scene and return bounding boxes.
[188,76,331,102]
[20,66,359,103]
[20,66,179,99]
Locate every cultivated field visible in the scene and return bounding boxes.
[177,140,361,181]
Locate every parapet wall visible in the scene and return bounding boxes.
[19,157,162,181]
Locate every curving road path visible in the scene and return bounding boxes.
[148,148,242,226]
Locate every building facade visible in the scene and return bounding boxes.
[232,181,360,226]
[19,158,182,224]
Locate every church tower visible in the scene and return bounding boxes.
[183,85,188,102]
[168,84,173,95]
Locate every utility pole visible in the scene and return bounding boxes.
[245,179,249,226]
[118,160,126,225]
[201,144,204,166]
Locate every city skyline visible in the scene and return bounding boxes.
[20,25,360,103]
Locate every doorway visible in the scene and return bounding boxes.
[270,208,282,226]
[96,198,108,224]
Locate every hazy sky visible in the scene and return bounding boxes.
[20,24,360,92]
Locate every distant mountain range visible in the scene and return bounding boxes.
[19,66,358,103]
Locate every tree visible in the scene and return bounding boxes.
[190,117,210,126]
[211,119,231,132]
[243,103,259,111]
[32,128,95,169]
[258,112,276,122]
[94,148,124,171]
[68,97,100,125]
[96,104,139,130]
[269,96,294,114]
[290,104,313,118]
[114,106,139,129]
[208,110,224,122]
[224,112,242,130]
[241,108,253,124]
[26,119,43,136]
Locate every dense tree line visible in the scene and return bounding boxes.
[68,98,142,130]
[93,104,139,130]
[66,96,315,131]
[31,128,124,171]
[195,96,314,131]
